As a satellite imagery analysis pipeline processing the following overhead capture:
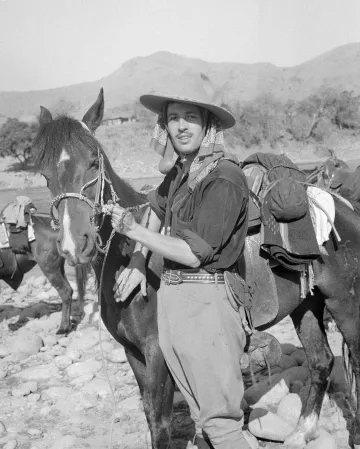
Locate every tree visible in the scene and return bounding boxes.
[0,118,39,167]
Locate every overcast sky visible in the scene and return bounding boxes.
[0,0,359,91]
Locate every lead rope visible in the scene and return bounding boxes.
[97,228,118,449]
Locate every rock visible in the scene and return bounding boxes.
[0,345,10,358]
[14,364,59,381]
[3,440,18,449]
[0,365,8,379]
[27,393,41,403]
[57,337,70,348]
[0,420,7,436]
[279,354,298,370]
[69,373,95,386]
[82,378,112,398]
[54,356,73,370]
[42,387,72,402]
[248,408,295,442]
[243,430,259,449]
[65,348,82,361]
[28,428,42,437]
[277,393,302,425]
[99,341,114,353]
[41,335,58,348]
[118,395,142,411]
[65,359,102,378]
[241,397,248,411]
[67,332,99,352]
[244,377,289,407]
[12,381,38,397]
[290,349,307,366]
[39,405,52,416]
[51,435,77,449]
[9,328,43,356]
[280,343,298,356]
[32,276,47,287]
[290,380,303,394]
[305,429,337,449]
[109,347,127,363]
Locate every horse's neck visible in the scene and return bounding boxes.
[104,161,143,208]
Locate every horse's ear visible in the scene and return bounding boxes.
[82,88,104,133]
[39,106,53,126]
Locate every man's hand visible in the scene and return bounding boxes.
[110,204,137,235]
[113,252,147,302]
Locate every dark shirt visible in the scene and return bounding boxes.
[148,159,249,273]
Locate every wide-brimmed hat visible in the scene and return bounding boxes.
[139,74,236,129]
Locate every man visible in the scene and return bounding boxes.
[110,77,251,449]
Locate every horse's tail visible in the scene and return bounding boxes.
[342,338,356,410]
[75,263,91,302]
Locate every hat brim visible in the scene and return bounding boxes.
[140,94,236,129]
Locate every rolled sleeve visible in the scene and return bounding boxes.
[176,228,214,264]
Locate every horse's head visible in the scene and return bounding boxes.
[32,89,107,266]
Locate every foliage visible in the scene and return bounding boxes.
[0,118,39,167]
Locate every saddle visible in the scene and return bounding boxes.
[225,153,322,331]
[0,196,36,254]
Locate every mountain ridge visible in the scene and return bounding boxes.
[1,43,360,120]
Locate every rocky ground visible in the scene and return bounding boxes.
[0,270,353,449]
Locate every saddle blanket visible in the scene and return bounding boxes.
[1,195,35,228]
[307,186,335,247]
[0,222,35,250]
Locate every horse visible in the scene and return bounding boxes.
[0,213,89,334]
[31,89,360,449]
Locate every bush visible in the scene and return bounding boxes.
[0,118,39,167]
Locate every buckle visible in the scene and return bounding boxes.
[162,270,183,285]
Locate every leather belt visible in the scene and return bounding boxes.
[162,269,225,285]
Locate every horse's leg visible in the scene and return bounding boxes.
[285,291,334,448]
[126,345,174,449]
[74,264,89,323]
[37,249,73,334]
[325,294,360,448]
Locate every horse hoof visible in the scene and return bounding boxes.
[56,327,70,335]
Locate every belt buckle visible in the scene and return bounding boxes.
[163,270,183,285]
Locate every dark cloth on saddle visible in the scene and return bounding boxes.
[8,225,30,254]
[148,158,249,274]
[242,152,321,271]
[261,190,321,271]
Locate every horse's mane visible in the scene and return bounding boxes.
[32,116,99,171]
[32,115,145,208]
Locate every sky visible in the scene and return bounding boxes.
[0,0,359,92]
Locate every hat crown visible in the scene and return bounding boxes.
[140,73,236,129]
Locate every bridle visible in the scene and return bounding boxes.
[49,145,148,254]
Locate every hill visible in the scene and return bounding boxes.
[1,43,360,119]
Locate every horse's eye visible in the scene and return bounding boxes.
[90,158,99,169]
[334,163,340,168]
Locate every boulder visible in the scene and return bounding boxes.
[305,429,337,449]
[290,349,307,366]
[280,343,297,356]
[279,354,298,370]
[277,393,302,425]
[248,408,295,442]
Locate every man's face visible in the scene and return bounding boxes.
[166,102,206,155]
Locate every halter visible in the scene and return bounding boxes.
[49,146,149,253]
